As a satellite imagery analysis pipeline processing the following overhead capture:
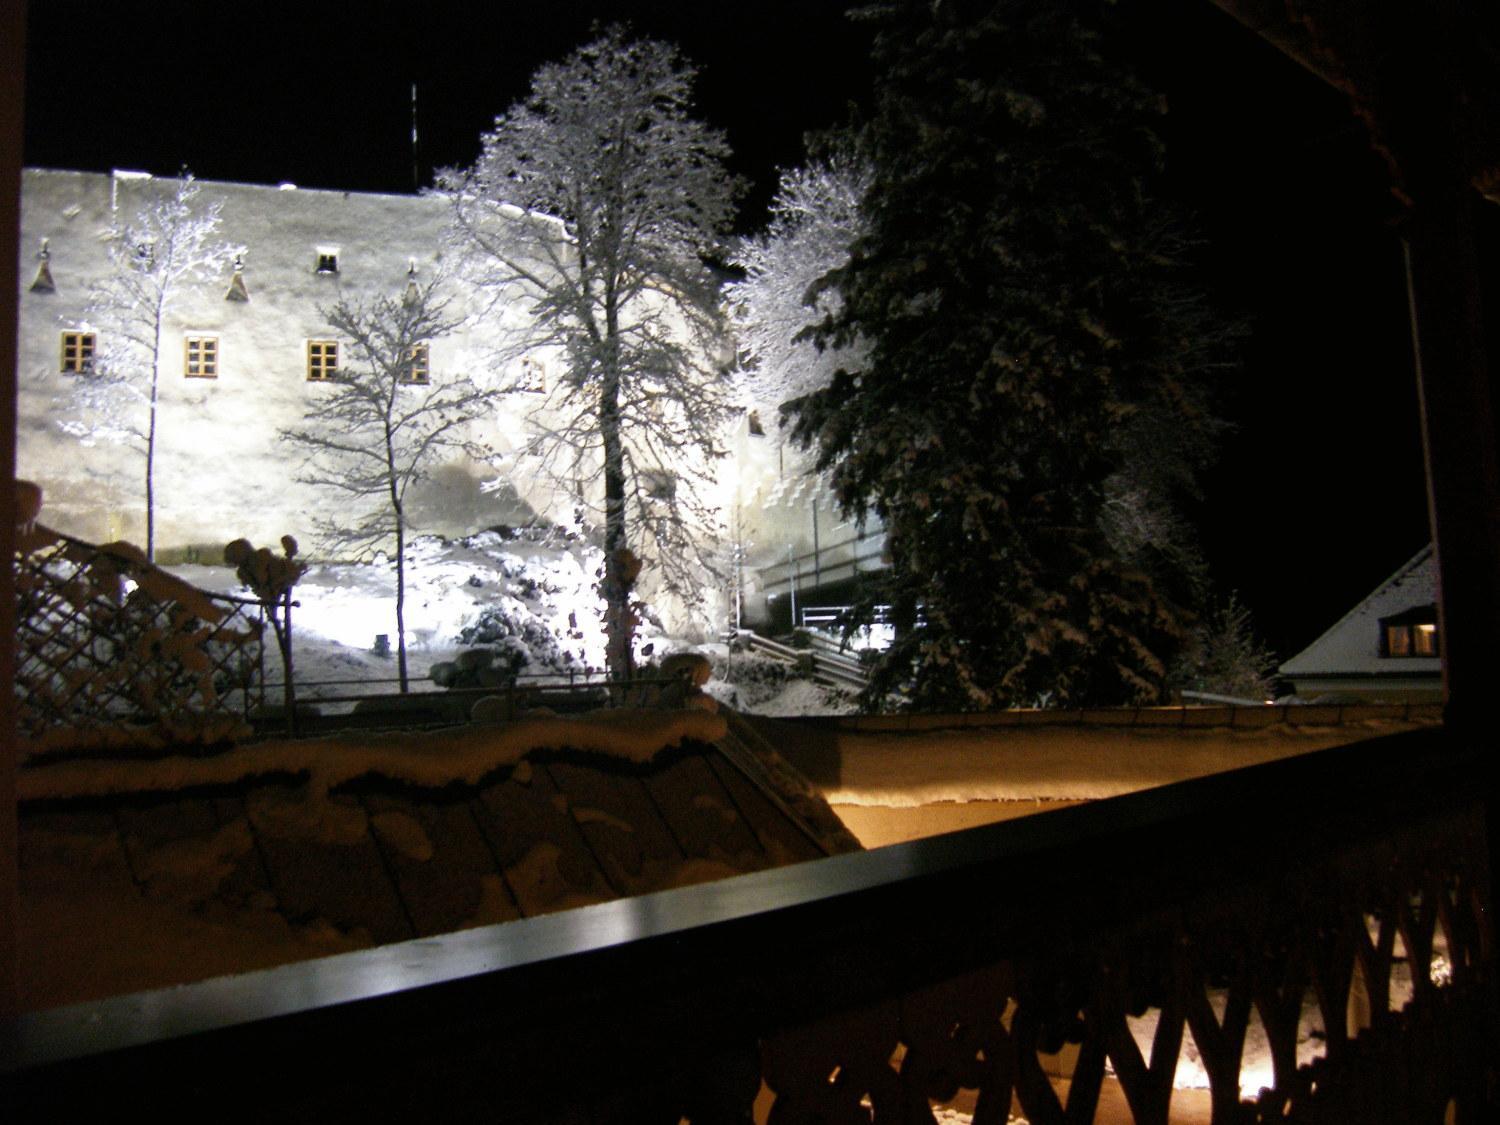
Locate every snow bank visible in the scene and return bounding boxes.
[821,716,1435,807]
[19,709,729,802]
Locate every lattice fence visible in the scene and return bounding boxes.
[14,526,266,750]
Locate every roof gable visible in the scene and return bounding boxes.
[1280,545,1439,677]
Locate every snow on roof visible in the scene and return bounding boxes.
[1279,546,1439,677]
[19,709,728,802]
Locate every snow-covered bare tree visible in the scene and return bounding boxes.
[72,173,236,560]
[439,28,739,681]
[280,279,498,692]
[727,155,872,438]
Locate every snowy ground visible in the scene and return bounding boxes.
[170,530,855,717]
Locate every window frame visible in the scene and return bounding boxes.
[60,330,96,374]
[183,335,219,379]
[402,343,430,385]
[315,250,339,275]
[1379,605,1441,658]
[306,339,340,382]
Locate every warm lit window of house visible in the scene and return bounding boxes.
[184,336,218,378]
[402,344,430,384]
[1381,606,1440,658]
[307,340,339,381]
[60,331,95,373]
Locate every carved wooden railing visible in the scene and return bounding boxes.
[1,728,1491,1122]
[13,526,266,750]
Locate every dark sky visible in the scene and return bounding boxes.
[22,0,1434,663]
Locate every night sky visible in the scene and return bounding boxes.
[21,0,1434,663]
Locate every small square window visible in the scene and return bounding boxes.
[402,343,430,385]
[315,251,339,275]
[307,340,339,381]
[60,331,96,374]
[184,336,218,378]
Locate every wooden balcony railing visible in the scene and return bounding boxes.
[1,726,1491,1122]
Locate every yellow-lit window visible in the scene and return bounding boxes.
[402,343,430,385]
[60,331,95,374]
[184,336,218,378]
[1385,624,1411,656]
[307,340,339,381]
[1413,622,1439,656]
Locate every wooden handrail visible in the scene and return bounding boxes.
[2,726,1489,1121]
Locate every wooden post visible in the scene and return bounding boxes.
[0,0,26,1020]
[1385,48,1500,736]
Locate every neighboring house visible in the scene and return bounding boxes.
[1278,544,1442,701]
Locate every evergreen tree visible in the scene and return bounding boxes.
[794,0,1228,709]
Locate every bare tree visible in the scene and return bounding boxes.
[72,173,236,560]
[727,155,872,439]
[439,28,739,680]
[280,279,498,691]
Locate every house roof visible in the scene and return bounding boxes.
[17,712,858,1011]
[1279,545,1440,678]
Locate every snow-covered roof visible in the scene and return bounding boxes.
[1279,546,1440,678]
[17,720,856,1010]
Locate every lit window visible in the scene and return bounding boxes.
[402,344,430,385]
[315,251,339,274]
[184,336,218,379]
[1380,605,1440,658]
[60,331,96,374]
[307,340,339,381]
[1413,622,1439,656]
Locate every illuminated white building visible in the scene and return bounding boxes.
[15,167,874,633]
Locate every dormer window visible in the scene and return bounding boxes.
[315,250,339,275]
[1380,605,1440,658]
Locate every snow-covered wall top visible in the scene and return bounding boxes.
[1279,546,1439,677]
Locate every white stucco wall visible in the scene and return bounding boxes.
[16,169,569,554]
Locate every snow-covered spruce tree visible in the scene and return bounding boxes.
[73,174,236,561]
[439,28,739,681]
[727,154,873,443]
[792,0,1230,710]
[280,279,498,692]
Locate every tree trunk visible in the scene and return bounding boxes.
[145,322,161,562]
[394,509,409,693]
[600,362,633,683]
